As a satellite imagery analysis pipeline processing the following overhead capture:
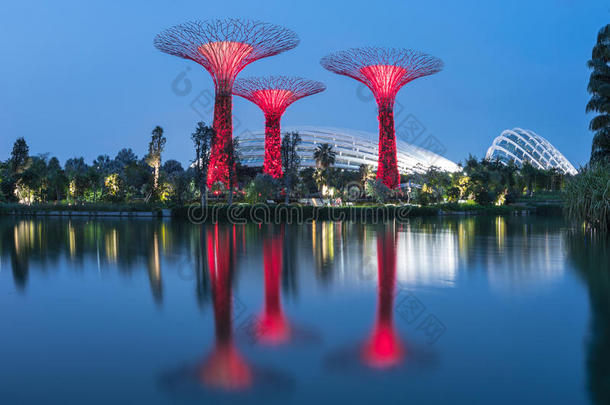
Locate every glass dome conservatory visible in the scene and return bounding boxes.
[485,128,577,175]
[238,126,459,174]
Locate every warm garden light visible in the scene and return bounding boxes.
[321,47,443,189]
[233,76,325,178]
[154,19,299,186]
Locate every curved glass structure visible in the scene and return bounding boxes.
[485,128,577,175]
[238,126,459,173]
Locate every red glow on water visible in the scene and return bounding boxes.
[362,323,404,369]
[256,229,290,345]
[199,343,253,391]
[362,227,404,368]
[200,225,253,390]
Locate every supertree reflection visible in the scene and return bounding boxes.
[362,224,404,368]
[255,225,290,345]
[198,224,252,391]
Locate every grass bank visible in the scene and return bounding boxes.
[1,201,563,221]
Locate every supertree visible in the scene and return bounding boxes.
[154,19,299,186]
[233,76,325,178]
[321,47,443,189]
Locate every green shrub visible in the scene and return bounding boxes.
[245,174,279,203]
[446,186,460,202]
[566,162,610,231]
[474,188,494,206]
[364,179,390,204]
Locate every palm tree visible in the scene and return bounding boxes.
[359,164,373,184]
[587,24,610,164]
[313,143,336,197]
[313,143,336,170]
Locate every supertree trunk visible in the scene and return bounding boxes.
[376,102,400,189]
[209,91,233,187]
[264,114,283,178]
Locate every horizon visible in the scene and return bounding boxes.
[1,0,608,169]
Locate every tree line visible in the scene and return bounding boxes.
[0,118,573,208]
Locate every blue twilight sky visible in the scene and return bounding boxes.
[0,0,608,168]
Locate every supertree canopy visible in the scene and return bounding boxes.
[233,76,325,178]
[154,19,299,185]
[321,47,443,189]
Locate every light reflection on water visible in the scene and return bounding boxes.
[0,216,608,404]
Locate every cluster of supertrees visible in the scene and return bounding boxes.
[155,18,443,189]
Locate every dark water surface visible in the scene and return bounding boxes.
[1,216,609,404]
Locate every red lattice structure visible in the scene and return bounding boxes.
[154,19,299,186]
[233,76,325,178]
[321,47,443,189]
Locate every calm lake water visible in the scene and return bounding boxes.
[1,216,609,404]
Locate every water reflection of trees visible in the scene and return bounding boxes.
[306,217,567,288]
[566,232,610,405]
[0,218,208,301]
[2,216,571,296]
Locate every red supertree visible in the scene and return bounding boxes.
[233,76,325,178]
[154,19,299,186]
[321,47,443,188]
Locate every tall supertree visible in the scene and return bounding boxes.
[233,76,325,178]
[154,19,299,186]
[321,47,443,189]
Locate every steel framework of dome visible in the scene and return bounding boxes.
[237,126,459,174]
[485,128,577,175]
